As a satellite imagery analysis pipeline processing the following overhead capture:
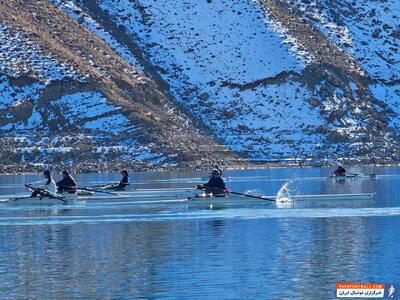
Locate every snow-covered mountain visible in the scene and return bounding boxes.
[0,0,399,172]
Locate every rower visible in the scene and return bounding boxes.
[27,170,57,197]
[333,165,346,177]
[214,164,222,176]
[197,169,227,196]
[105,170,130,191]
[56,170,77,193]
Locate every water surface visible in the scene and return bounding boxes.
[0,166,399,299]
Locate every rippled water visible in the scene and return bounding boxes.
[1,166,400,299]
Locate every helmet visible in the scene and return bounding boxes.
[121,169,128,175]
[43,170,51,177]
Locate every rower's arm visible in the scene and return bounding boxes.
[203,178,214,187]
[28,179,46,189]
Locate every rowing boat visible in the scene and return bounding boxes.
[189,192,375,202]
[274,193,375,201]
[2,192,190,204]
[329,174,376,181]
[77,190,95,196]
[178,192,375,209]
[8,192,77,206]
[3,190,375,206]
[78,193,190,201]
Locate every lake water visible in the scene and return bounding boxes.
[0,166,400,299]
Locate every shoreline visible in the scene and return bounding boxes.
[1,160,398,175]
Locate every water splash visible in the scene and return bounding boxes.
[275,182,293,203]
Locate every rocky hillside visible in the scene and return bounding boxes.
[0,0,399,172]
[0,0,242,173]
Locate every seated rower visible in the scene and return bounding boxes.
[56,170,77,193]
[333,165,346,177]
[197,169,227,196]
[28,170,57,197]
[105,170,130,191]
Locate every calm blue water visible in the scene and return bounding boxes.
[1,166,400,299]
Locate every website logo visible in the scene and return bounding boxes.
[336,283,399,299]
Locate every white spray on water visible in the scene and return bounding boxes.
[275,181,295,208]
[275,181,292,202]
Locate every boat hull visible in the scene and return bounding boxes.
[8,193,77,206]
[76,192,376,203]
[4,191,374,206]
[190,193,374,202]
[272,193,374,201]
[330,174,376,180]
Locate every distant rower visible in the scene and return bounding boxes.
[27,170,57,197]
[197,169,227,196]
[105,170,130,191]
[57,170,77,193]
[333,165,346,177]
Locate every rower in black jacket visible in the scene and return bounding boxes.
[105,170,130,191]
[333,165,346,177]
[56,170,77,193]
[197,169,226,196]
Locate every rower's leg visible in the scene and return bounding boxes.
[31,189,40,197]
[204,188,213,196]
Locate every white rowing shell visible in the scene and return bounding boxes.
[8,193,77,206]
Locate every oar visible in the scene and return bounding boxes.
[46,191,68,203]
[345,173,359,177]
[79,187,120,195]
[24,184,67,203]
[227,190,275,201]
[197,186,275,202]
[346,173,376,178]
[90,183,119,188]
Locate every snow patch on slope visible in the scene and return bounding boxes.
[84,0,326,159]
[283,0,400,81]
[0,21,164,165]
[0,25,85,82]
[0,75,44,110]
[0,82,162,162]
[370,84,400,129]
[49,91,135,132]
[282,0,400,130]
[51,0,145,75]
